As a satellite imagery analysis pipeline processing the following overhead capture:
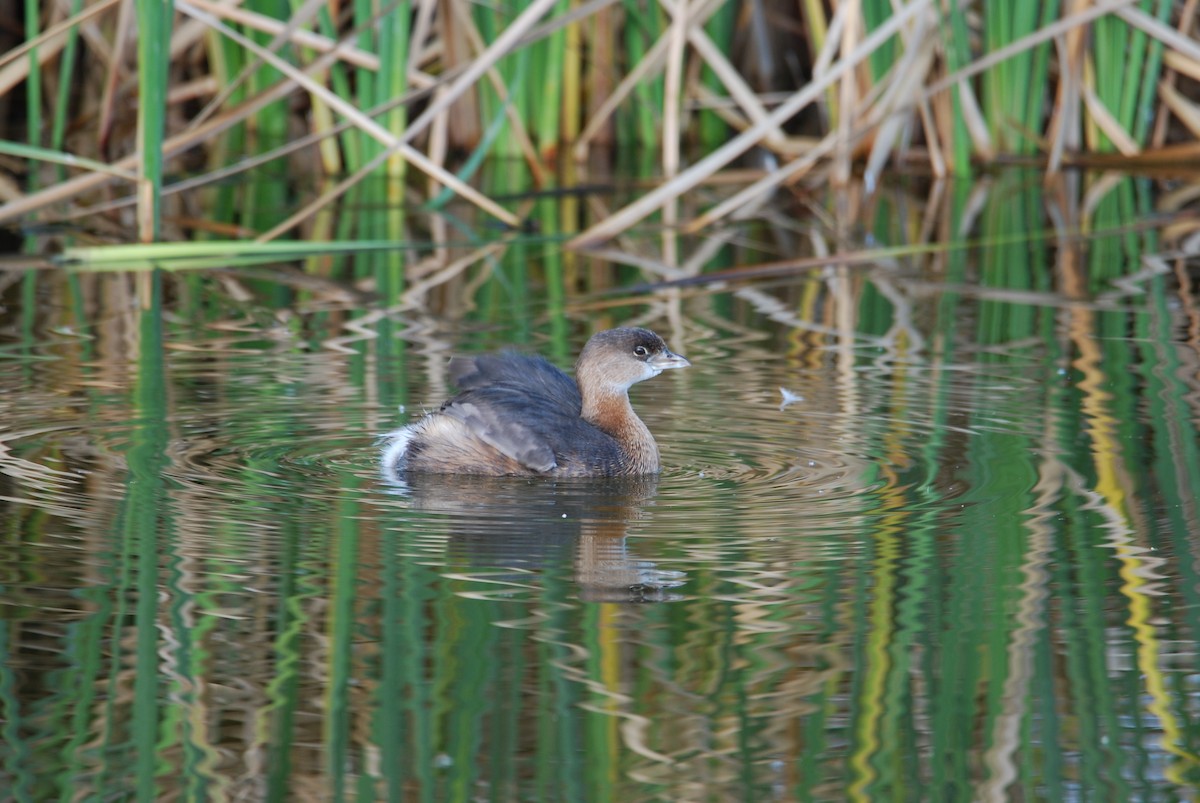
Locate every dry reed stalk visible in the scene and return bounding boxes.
[1046,32,1076,173]
[178,0,382,69]
[0,26,367,225]
[177,0,519,226]
[562,0,583,150]
[0,0,118,76]
[400,241,507,305]
[1081,73,1139,155]
[662,0,689,179]
[572,0,725,158]
[861,10,937,190]
[41,84,437,227]
[0,0,529,232]
[584,3,616,148]
[833,0,860,187]
[683,12,790,148]
[197,0,338,142]
[258,0,562,239]
[569,0,931,247]
[96,0,135,155]
[1116,6,1200,65]
[1151,0,1199,147]
[1158,82,1200,139]
[439,0,481,151]
[426,86,449,200]
[449,0,548,185]
[684,120,838,232]
[917,95,946,178]
[3,0,1199,249]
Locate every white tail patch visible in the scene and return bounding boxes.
[378,426,417,483]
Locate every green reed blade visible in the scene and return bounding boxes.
[1093,14,1125,151]
[983,0,1057,154]
[441,599,497,801]
[377,2,409,296]
[1131,0,1171,145]
[427,75,521,211]
[50,0,85,181]
[202,21,247,214]
[0,625,34,799]
[1118,15,1147,136]
[941,8,973,175]
[510,44,533,159]
[376,521,407,800]
[135,0,173,240]
[0,139,138,180]
[477,5,523,161]
[1141,263,1200,640]
[376,1,410,164]
[24,0,41,190]
[622,0,663,147]
[862,0,897,81]
[60,239,415,266]
[242,0,290,234]
[534,0,567,152]
[324,488,361,800]
[298,0,359,171]
[354,0,377,165]
[129,278,169,799]
[1023,0,1060,147]
[1100,4,1167,148]
[697,0,735,148]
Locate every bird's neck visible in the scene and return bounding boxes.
[581,387,660,473]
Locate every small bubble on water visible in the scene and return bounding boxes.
[434,754,452,768]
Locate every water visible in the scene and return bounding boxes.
[3,174,1200,800]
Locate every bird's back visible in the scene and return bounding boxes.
[434,353,626,475]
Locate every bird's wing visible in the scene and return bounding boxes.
[442,399,558,473]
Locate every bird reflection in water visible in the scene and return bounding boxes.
[382,473,685,602]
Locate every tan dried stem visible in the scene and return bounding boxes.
[569,0,932,248]
[449,0,549,187]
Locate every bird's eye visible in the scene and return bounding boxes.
[634,345,649,357]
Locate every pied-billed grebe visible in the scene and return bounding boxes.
[380,327,689,479]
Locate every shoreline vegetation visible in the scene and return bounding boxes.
[0,0,1198,254]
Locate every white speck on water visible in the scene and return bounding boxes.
[779,387,804,410]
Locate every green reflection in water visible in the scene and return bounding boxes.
[2,172,1200,800]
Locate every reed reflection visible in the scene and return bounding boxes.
[383,474,685,602]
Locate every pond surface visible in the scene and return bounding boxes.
[2,173,1200,800]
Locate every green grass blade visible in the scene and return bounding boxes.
[135,0,173,240]
[0,139,137,180]
[50,0,85,181]
[24,0,42,190]
[60,239,417,266]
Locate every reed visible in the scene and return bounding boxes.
[0,1,1196,253]
[6,169,1200,800]
[134,0,172,241]
[22,0,40,194]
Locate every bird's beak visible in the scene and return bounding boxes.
[650,349,690,371]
